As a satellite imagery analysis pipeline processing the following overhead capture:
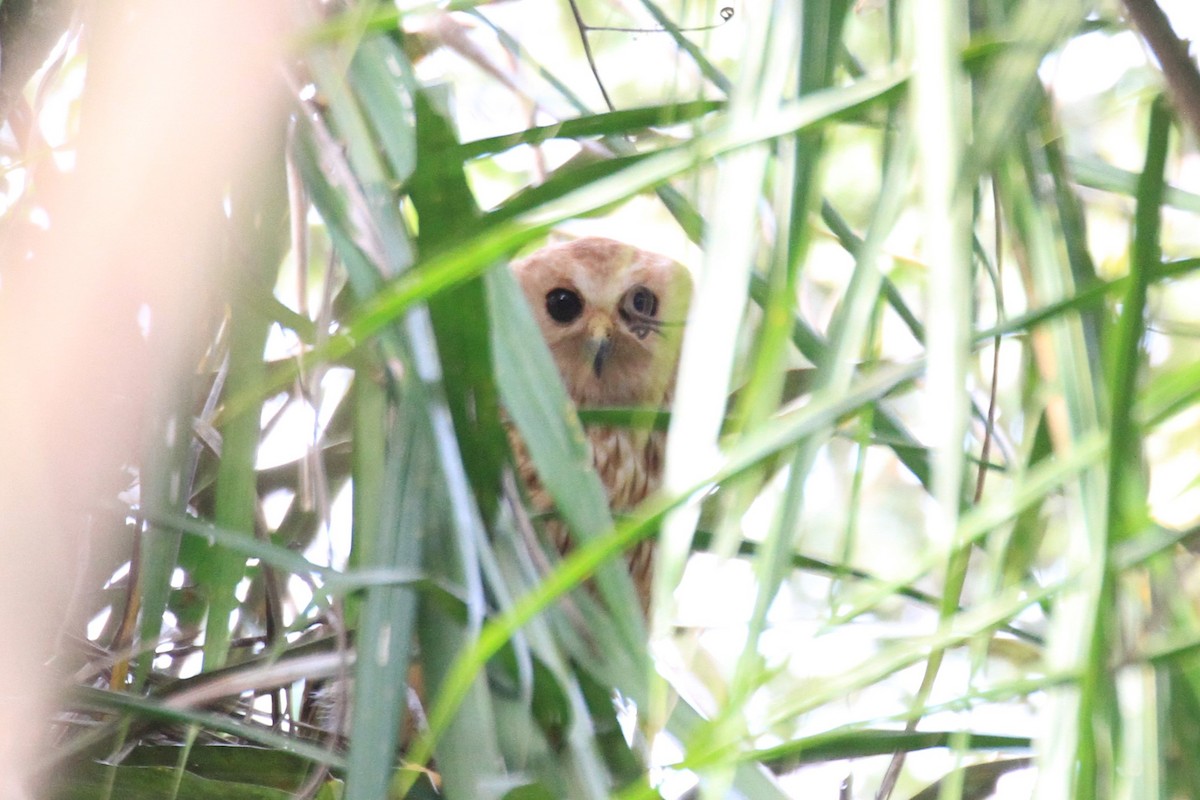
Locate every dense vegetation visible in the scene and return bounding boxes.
[2,0,1200,798]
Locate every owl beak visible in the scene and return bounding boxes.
[591,337,613,377]
[586,319,614,377]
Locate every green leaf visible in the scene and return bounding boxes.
[344,389,426,800]
[410,87,507,522]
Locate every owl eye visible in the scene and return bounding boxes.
[623,286,658,318]
[545,288,583,324]
[632,286,658,316]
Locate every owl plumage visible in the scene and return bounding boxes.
[509,236,692,612]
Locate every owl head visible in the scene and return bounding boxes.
[511,237,692,408]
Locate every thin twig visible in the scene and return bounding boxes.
[1122,0,1200,143]
[875,191,1008,800]
[565,0,615,111]
[587,7,734,33]
[973,181,1005,505]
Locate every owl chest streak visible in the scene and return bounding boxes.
[512,426,663,549]
[591,426,663,510]
[516,427,663,524]
[513,424,661,611]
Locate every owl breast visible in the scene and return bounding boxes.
[589,426,662,509]
[510,424,663,612]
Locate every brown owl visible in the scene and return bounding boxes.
[510,236,692,612]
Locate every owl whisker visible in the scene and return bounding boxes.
[622,310,687,328]
[620,309,673,341]
[628,324,660,340]
[623,313,689,342]
[619,308,659,328]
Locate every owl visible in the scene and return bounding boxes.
[510,236,692,612]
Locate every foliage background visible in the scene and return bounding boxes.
[2,0,1200,798]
